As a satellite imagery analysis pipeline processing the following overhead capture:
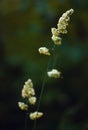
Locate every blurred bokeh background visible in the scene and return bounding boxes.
[0,0,88,130]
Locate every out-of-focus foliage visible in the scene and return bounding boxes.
[0,0,88,130]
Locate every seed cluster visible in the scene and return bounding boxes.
[18,79,43,120]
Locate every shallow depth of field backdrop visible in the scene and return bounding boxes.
[0,0,88,130]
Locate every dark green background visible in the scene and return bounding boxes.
[0,0,88,130]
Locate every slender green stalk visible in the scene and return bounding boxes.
[37,44,56,111]
[25,112,28,130]
[32,119,37,130]
[32,44,56,130]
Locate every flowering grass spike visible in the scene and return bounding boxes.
[18,8,74,130]
[18,79,43,120]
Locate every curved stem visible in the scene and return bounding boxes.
[25,112,28,130]
[32,44,56,130]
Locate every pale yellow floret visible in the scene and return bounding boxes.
[51,28,59,37]
[38,47,51,56]
[28,96,37,105]
[51,35,62,45]
[47,69,61,78]
[22,86,35,98]
[21,79,35,98]
[25,79,33,88]
[18,102,28,110]
[29,111,43,120]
